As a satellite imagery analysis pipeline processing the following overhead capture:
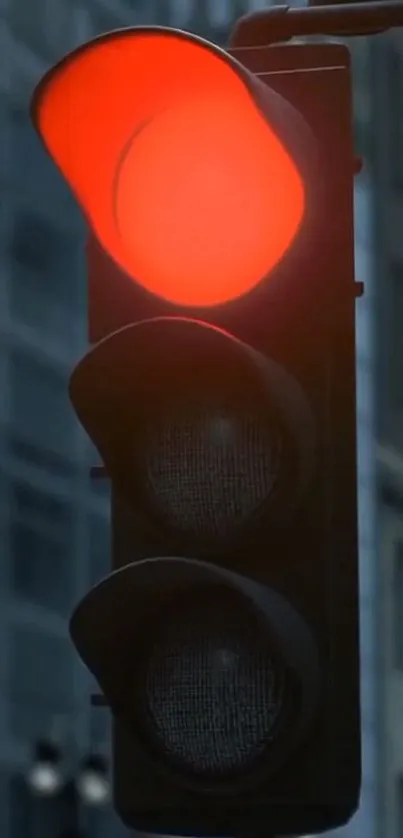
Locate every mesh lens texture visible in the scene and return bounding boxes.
[142,587,286,780]
[145,409,282,540]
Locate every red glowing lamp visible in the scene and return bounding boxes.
[31,28,307,308]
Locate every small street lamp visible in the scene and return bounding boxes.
[76,754,110,807]
[27,740,64,798]
[26,739,110,837]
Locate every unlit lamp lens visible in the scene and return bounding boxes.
[141,585,287,780]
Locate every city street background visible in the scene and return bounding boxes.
[0,0,401,836]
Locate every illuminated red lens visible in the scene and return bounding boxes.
[33,30,305,306]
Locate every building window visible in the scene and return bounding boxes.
[8,775,32,838]
[9,209,83,338]
[394,542,403,671]
[10,212,52,273]
[11,482,71,529]
[89,473,111,501]
[8,352,74,471]
[397,774,403,838]
[44,0,84,55]
[398,777,403,838]
[8,626,74,742]
[166,0,241,42]
[10,438,75,479]
[9,521,73,616]
[351,38,372,162]
[167,0,195,27]
[89,701,109,754]
[206,0,233,27]
[8,106,81,215]
[11,0,80,59]
[87,4,127,37]
[389,47,403,188]
[9,481,73,615]
[9,0,50,56]
[88,514,111,587]
[389,263,403,411]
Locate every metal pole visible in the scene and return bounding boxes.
[229,0,403,46]
[57,779,83,838]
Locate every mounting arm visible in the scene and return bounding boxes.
[229,0,403,47]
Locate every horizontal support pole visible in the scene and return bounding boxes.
[90,465,108,479]
[230,1,403,47]
[91,693,108,706]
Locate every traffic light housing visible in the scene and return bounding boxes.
[31,27,360,838]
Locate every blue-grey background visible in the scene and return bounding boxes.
[0,1,401,836]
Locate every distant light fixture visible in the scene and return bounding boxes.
[77,754,110,806]
[27,741,63,797]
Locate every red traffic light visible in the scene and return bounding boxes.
[32,28,307,307]
[31,28,360,837]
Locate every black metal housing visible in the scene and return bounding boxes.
[67,36,359,838]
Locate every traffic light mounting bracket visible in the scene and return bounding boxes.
[229,0,403,47]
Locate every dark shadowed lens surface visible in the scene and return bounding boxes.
[142,586,287,779]
[145,408,282,540]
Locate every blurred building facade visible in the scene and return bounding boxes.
[328,35,378,838]
[0,1,383,837]
[372,28,403,838]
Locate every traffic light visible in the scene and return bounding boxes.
[31,26,360,838]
